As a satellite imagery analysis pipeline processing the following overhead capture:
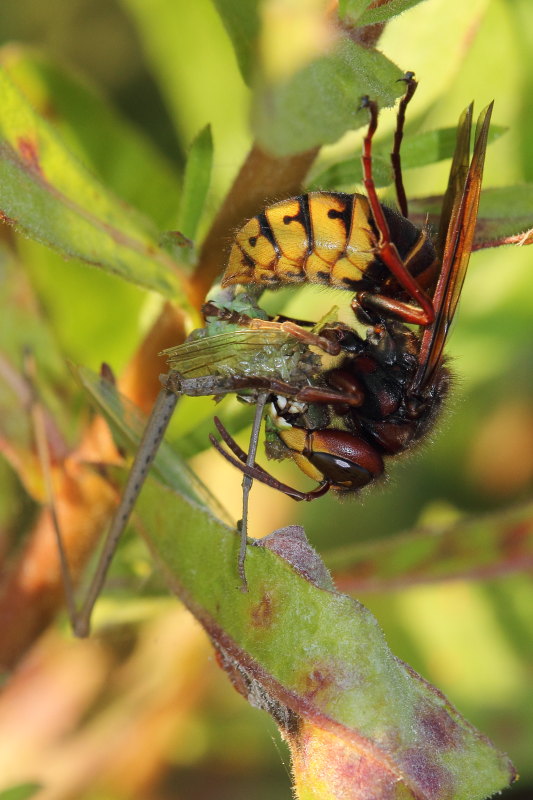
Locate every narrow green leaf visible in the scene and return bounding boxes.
[358,0,429,26]
[254,37,404,156]
[212,0,261,85]
[324,501,533,594]
[0,67,186,301]
[176,125,213,242]
[401,123,506,169]
[476,184,533,219]
[308,124,507,191]
[403,123,505,166]
[307,152,390,190]
[475,185,533,246]
[409,185,533,249]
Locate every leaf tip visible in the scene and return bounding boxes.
[255,525,335,590]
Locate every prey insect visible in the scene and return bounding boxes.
[61,74,493,633]
[67,297,354,633]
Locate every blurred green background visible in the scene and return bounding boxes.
[0,0,532,798]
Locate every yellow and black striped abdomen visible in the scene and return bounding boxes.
[222,192,381,291]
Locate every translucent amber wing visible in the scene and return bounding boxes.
[414,103,493,391]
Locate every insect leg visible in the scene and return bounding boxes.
[74,386,179,637]
[292,384,364,407]
[203,299,328,336]
[210,420,330,502]
[169,371,342,403]
[360,95,435,325]
[237,392,268,591]
[235,317,341,356]
[391,72,417,219]
[212,416,275,479]
[201,302,341,356]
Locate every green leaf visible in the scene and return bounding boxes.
[212,0,261,85]
[134,481,516,800]
[308,152,390,190]
[338,0,371,23]
[358,0,430,26]
[0,44,181,229]
[0,67,186,301]
[400,123,506,170]
[324,501,533,594]
[308,124,507,191]
[253,37,404,156]
[409,185,533,249]
[176,125,213,242]
[475,185,533,244]
[0,784,42,800]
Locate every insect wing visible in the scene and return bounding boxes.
[163,328,296,379]
[436,104,473,256]
[413,102,493,391]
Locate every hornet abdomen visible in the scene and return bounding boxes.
[222,191,435,292]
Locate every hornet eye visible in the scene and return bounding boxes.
[306,451,374,490]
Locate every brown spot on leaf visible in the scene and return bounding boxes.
[303,666,335,701]
[17,136,42,175]
[250,592,274,628]
[417,701,464,749]
[403,747,452,798]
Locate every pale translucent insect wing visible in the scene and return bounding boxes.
[163,329,294,378]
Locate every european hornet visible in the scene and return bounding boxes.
[205,74,493,502]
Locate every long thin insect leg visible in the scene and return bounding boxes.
[209,425,331,501]
[391,72,417,218]
[237,393,268,591]
[213,416,272,478]
[201,302,341,356]
[359,94,435,325]
[75,387,179,637]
